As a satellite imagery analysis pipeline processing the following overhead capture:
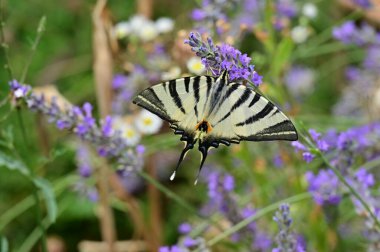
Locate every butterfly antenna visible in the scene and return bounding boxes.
[194,145,209,185]
[170,141,194,181]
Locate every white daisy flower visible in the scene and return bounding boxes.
[135,109,163,134]
[161,66,181,81]
[122,124,141,146]
[302,3,318,19]
[113,117,141,146]
[114,21,131,39]
[155,17,174,33]
[291,26,310,44]
[187,57,205,75]
[129,15,149,32]
[138,21,159,42]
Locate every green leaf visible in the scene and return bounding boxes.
[0,126,14,149]
[1,236,9,252]
[271,37,294,78]
[33,177,58,223]
[0,151,30,176]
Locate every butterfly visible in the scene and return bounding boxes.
[133,71,298,184]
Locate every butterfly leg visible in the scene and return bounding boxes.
[170,134,196,181]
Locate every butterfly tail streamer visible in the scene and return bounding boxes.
[170,136,195,181]
[194,144,210,185]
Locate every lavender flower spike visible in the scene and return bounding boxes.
[273,203,305,252]
[8,80,143,173]
[185,32,263,86]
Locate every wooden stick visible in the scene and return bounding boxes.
[147,156,162,251]
[92,0,116,250]
[137,0,153,18]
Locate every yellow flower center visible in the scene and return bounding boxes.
[143,117,153,125]
[192,62,203,71]
[125,129,135,138]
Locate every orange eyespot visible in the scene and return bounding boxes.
[195,120,213,133]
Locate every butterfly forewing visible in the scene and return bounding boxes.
[133,76,214,132]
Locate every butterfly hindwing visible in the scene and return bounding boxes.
[207,83,298,143]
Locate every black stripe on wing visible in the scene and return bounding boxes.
[202,76,214,114]
[238,120,298,141]
[169,80,186,114]
[215,87,252,125]
[193,76,201,119]
[235,102,275,127]
[133,88,174,123]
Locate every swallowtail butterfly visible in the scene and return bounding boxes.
[133,71,298,184]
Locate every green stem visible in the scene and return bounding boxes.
[15,110,47,252]
[0,174,76,231]
[0,236,9,252]
[16,109,29,147]
[20,16,46,84]
[361,157,380,171]
[0,0,13,80]
[203,193,311,248]
[32,192,47,252]
[138,171,199,216]
[298,132,380,229]
[301,9,363,49]
[292,42,353,60]
[0,196,34,231]
[138,170,227,232]
[318,153,380,229]
[17,197,70,252]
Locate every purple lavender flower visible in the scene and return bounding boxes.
[158,246,171,252]
[291,141,307,152]
[305,169,341,205]
[273,203,305,252]
[355,168,375,189]
[178,222,192,235]
[185,32,263,86]
[76,144,93,178]
[349,168,376,214]
[363,46,380,70]
[233,0,261,29]
[223,174,235,191]
[191,9,207,21]
[73,181,99,202]
[9,81,143,174]
[189,0,239,33]
[254,232,272,251]
[101,116,113,137]
[9,80,31,98]
[183,237,197,247]
[112,74,128,89]
[276,0,298,18]
[284,66,315,98]
[112,67,148,115]
[302,152,315,163]
[309,129,329,152]
[332,21,356,44]
[273,154,284,168]
[75,103,96,137]
[136,144,146,155]
[345,66,361,81]
[354,0,372,8]
[333,22,376,46]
